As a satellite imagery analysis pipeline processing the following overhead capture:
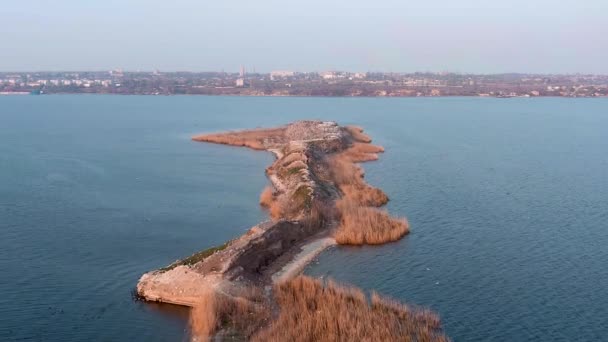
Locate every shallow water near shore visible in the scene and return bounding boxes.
[1,95,607,341]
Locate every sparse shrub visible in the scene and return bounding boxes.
[292,185,312,209]
[160,242,230,272]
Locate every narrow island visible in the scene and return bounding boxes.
[137,120,448,341]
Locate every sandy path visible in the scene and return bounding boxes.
[271,237,336,283]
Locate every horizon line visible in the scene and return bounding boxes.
[1,70,607,77]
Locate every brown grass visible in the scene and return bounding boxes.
[260,186,285,220]
[345,125,373,143]
[269,199,283,220]
[192,127,285,150]
[351,142,385,154]
[326,149,389,207]
[340,184,389,207]
[341,142,385,163]
[190,287,271,341]
[327,157,364,185]
[323,133,409,245]
[189,291,217,342]
[251,276,448,342]
[335,199,409,245]
[259,186,274,207]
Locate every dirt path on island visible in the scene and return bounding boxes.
[271,237,336,283]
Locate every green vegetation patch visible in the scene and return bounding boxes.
[159,241,230,272]
[287,166,305,175]
[277,165,305,178]
[292,185,313,210]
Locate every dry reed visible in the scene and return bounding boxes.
[334,199,409,245]
[259,186,274,207]
[345,125,373,143]
[190,288,271,341]
[323,131,408,244]
[350,142,385,154]
[267,192,301,220]
[340,184,389,207]
[327,157,364,185]
[189,291,218,342]
[268,199,283,220]
[251,276,448,342]
[326,149,389,207]
[341,142,385,163]
[192,127,285,150]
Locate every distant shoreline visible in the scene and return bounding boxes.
[1,92,606,98]
[3,71,607,98]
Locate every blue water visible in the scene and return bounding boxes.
[1,96,607,341]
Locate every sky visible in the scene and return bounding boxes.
[1,0,607,74]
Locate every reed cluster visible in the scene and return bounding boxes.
[334,199,409,245]
[345,125,372,143]
[190,287,270,342]
[327,130,409,245]
[251,276,448,342]
[192,127,285,150]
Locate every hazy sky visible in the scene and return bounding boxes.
[1,0,607,73]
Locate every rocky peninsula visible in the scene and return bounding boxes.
[136,121,447,341]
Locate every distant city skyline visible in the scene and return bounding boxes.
[1,1,607,74]
[2,69,608,76]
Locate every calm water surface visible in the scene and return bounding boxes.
[1,96,607,341]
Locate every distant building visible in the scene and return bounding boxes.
[236,78,245,87]
[109,69,124,77]
[320,71,338,80]
[270,71,295,80]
